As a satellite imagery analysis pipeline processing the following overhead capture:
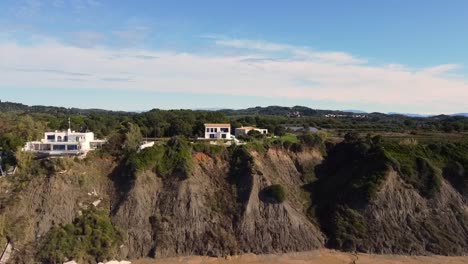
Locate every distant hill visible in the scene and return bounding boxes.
[452,113,468,117]
[0,100,131,116]
[387,112,432,118]
[219,105,362,117]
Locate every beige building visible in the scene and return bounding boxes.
[235,126,268,136]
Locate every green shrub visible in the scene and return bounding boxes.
[381,141,461,198]
[264,184,286,203]
[297,132,322,147]
[38,209,122,264]
[127,136,193,179]
[246,140,268,154]
[333,205,368,251]
[192,142,225,157]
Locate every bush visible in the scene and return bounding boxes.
[38,209,122,264]
[263,184,286,203]
[192,142,225,157]
[381,141,452,198]
[298,133,322,147]
[128,136,193,179]
[332,205,368,251]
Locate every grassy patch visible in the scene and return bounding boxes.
[192,142,226,157]
[280,133,299,144]
[381,140,468,198]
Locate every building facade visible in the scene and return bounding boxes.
[23,128,105,156]
[234,126,268,136]
[204,123,231,140]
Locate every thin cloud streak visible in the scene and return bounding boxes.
[214,38,366,64]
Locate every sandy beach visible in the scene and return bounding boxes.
[133,250,468,264]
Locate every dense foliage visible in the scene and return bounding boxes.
[128,136,193,179]
[38,209,123,264]
[382,140,468,198]
[313,134,398,251]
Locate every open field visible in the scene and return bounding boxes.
[133,250,468,264]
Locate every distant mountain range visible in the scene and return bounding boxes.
[452,113,468,117]
[1,99,467,118]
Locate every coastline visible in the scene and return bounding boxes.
[132,249,468,264]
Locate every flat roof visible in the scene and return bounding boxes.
[204,123,231,127]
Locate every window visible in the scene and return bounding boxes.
[47,135,55,141]
[57,136,62,142]
[209,134,215,139]
[53,145,66,150]
[206,128,210,132]
[67,145,78,150]
[214,128,218,132]
[222,134,227,139]
[221,128,229,132]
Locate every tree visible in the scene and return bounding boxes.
[121,122,143,153]
[247,130,264,139]
[274,125,286,136]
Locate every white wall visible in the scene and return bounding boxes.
[204,126,231,139]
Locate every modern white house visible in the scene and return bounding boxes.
[235,126,268,136]
[23,120,106,156]
[204,123,232,140]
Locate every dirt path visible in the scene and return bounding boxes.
[133,250,468,264]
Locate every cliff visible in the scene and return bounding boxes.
[0,138,467,263]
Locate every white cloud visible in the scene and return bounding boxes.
[71,31,106,47]
[214,38,366,64]
[0,38,467,114]
[421,64,461,75]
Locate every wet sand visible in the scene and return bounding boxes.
[133,249,468,264]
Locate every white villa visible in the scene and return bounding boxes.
[235,126,268,136]
[23,121,105,156]
[204,123,232,140]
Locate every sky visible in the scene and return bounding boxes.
[1,0,468,114]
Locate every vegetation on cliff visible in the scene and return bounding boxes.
[128,136,193,179]
[38,209,123,264]
[263,184,287,203]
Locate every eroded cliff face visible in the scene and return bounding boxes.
[364,170,468,255]
[1,144,468,263]
[112,148,324,259]
[0,156,118,263]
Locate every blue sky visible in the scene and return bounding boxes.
[1,0,468,114]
